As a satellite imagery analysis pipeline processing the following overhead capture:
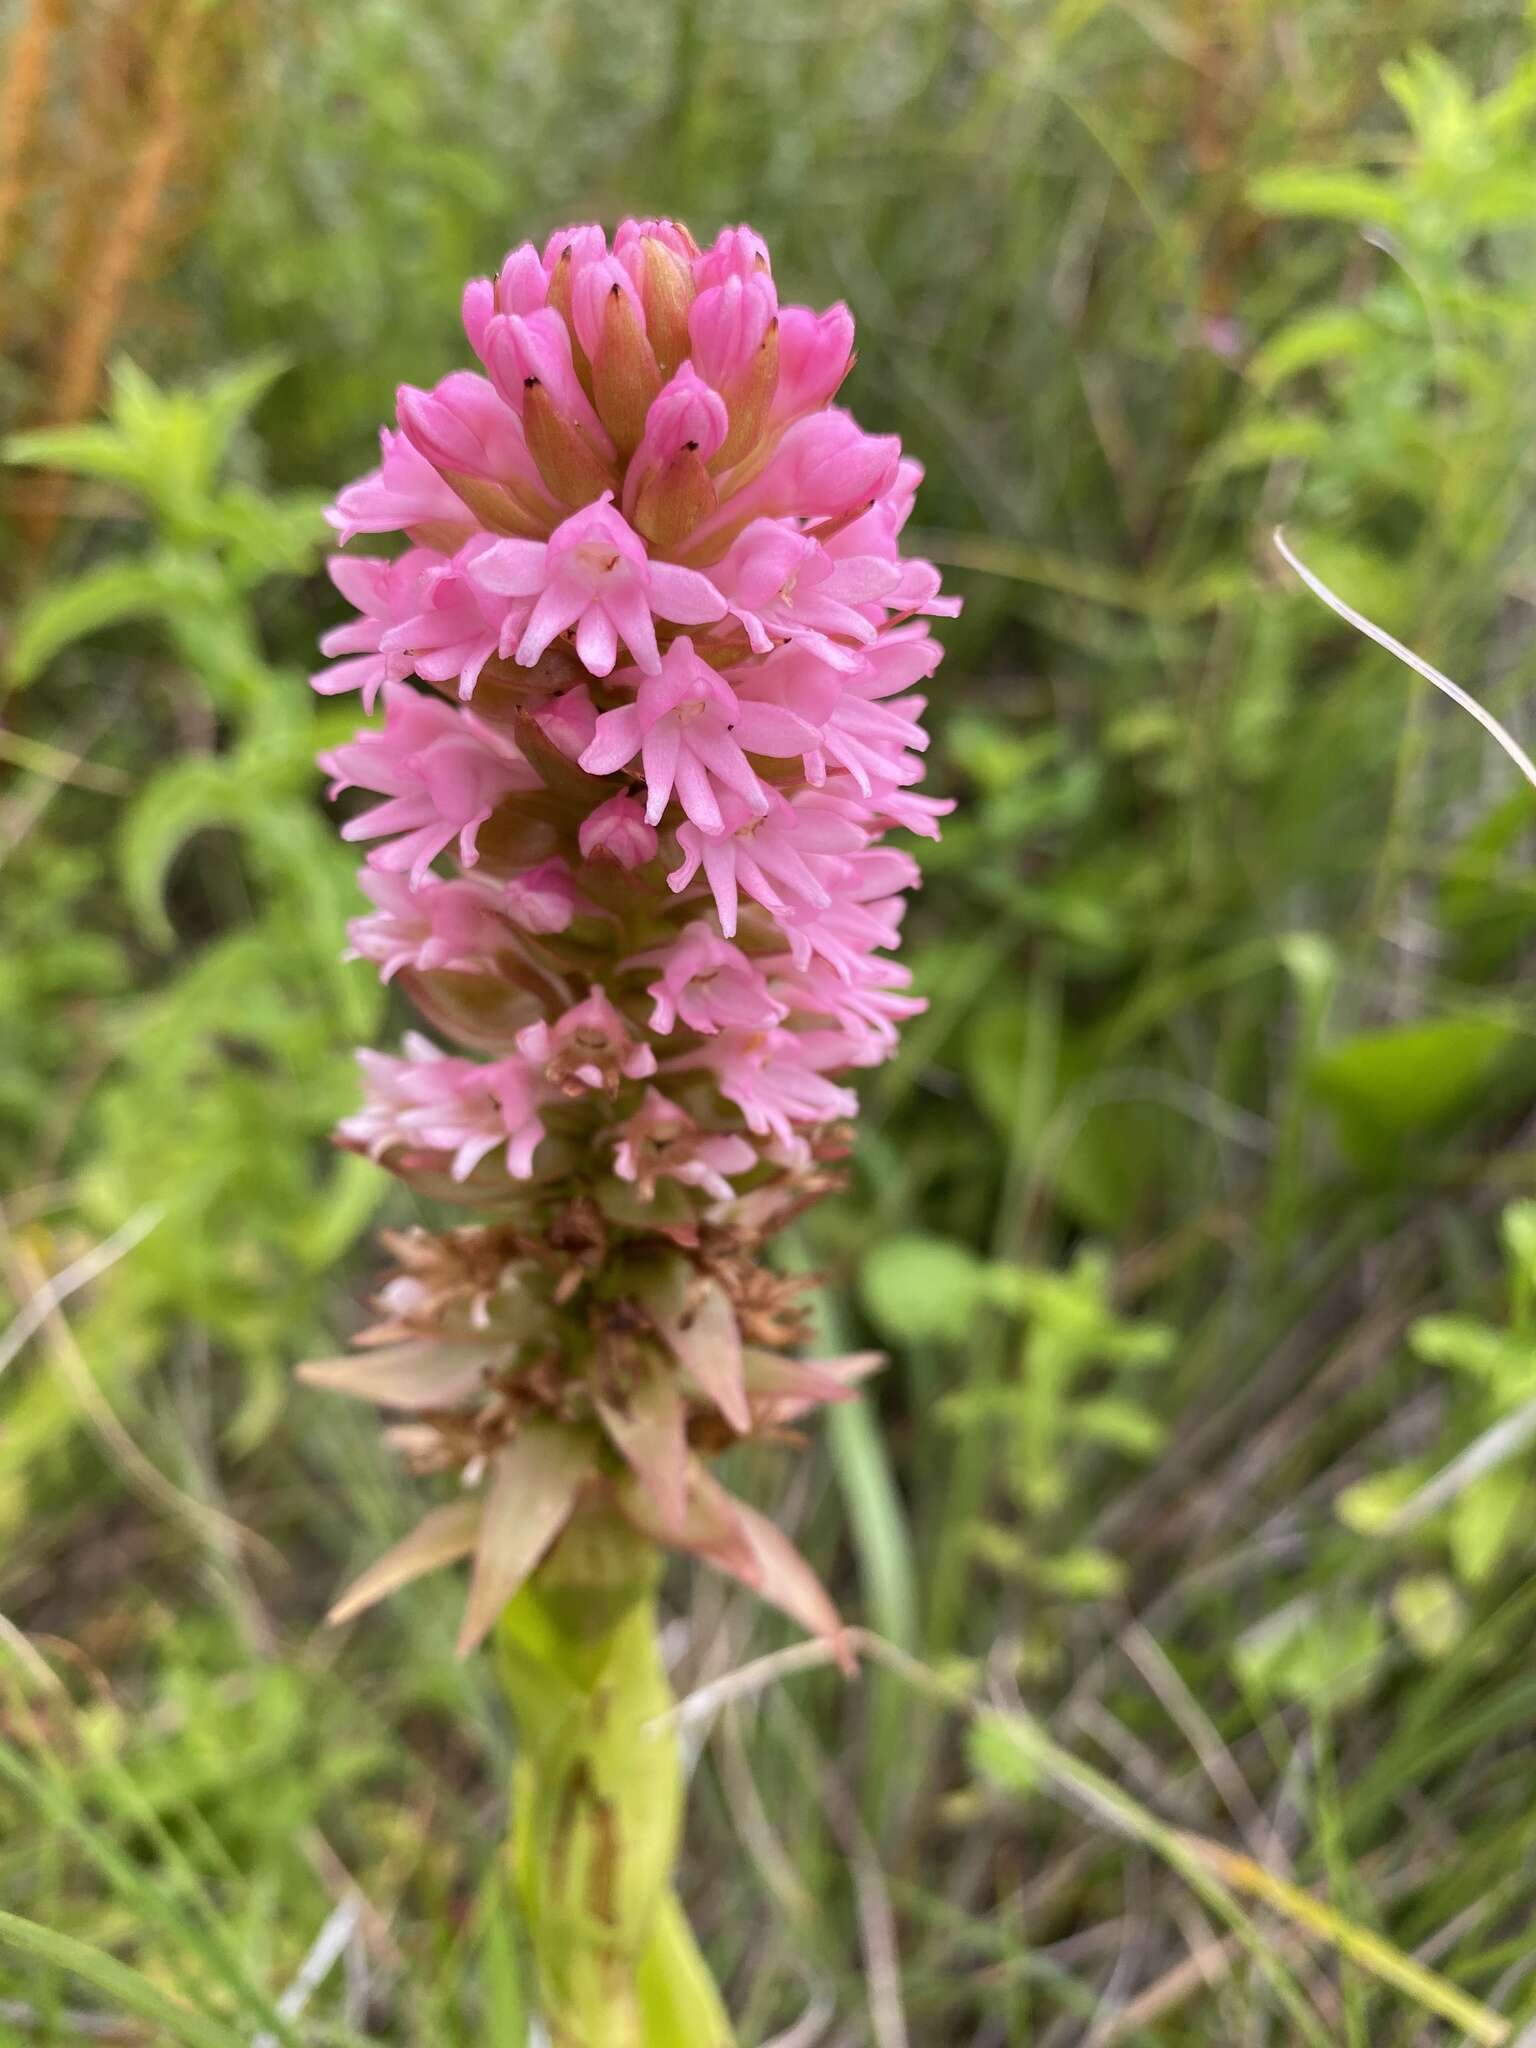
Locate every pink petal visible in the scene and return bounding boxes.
[648,560,728,626]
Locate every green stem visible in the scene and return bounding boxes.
[495,1513,735,2048]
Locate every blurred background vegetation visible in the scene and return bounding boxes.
[6,0,1536,2041]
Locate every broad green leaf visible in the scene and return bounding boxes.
[1308,1017,1516,1163]
[859,1234,986,1345]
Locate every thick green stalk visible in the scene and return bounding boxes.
[496,1513,734,2048]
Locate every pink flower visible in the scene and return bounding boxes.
[769,846,919,976]
[517,987,657,1096]
[340,1034,545,1180]
[688,271,777,392]
[624,366,728,501]
[612,1087,756,1203]
[714,520,899,670]
[667,789,867,936]
[693,225,772,290]
[311,550,443,710]
[326,428,475,547]
[633,922,787,1036]
[692,1028,859,1148]
[321,682,537,886]
[473,496,725,677]
[771,303,855,421]
[732,409,902,524]
[481,308,611,447]
[396,371,542,491]
[501,857,580,933]
[379,537,526,701]
[532,684,599,761]
[579,794,657,869]
[345,871,514,982]
[770,948,924,1047]
[461,242,549,355]
[580,637,821,835]
[311,215,961,1663]
[802,627,941,793]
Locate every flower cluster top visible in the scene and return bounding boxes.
[308,220,957,1653]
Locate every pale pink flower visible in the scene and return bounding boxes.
[311,550,444,710]
[667,789,866,936]
[611,1087,756,1204]
[379,537,526,701]
[802,627,941,792]
[715,520,899,670]
[501,857,580,934]
[579,793,657,869]
[517,988,657,1096]
[345,871,514,982]
[321,682,536,886]
[633,922,787,1036]
[340,1035,545,1181]
[473,496,724,677]
[396,371,542,492]
[692,1028,859,1149]
[580,637,820,835]
[522,687,592,765]
[326,429,475,547]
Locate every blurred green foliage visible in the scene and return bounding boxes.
[8,1,1536,2042]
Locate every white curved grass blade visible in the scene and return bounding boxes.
[1273,527,1536,792]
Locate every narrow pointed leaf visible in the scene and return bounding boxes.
[743,1347,883,1422]
[622,1464,850,1666]
[299,1340,500,1410]
[594,1363,689,1531]
[457,1423,590,1655]
[329,1498,483,1624]
[647,1264,749,1432]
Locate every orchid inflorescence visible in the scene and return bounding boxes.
[302,218,957,1660]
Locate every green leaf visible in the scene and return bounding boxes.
[1336,1466,1424,1537]
[115,759,268,947]
[3,421,150,488]
[1448,1466,1528,1585]
[1249,308,1376,392]
[1234,1600,1385,1711]
[968,1708,1043,1798]
[859,1234,986,1345]
[1391,1574,1467,1661]
[7,559,173,685]
[1068,1395,1165,1458]
[1248,166,1409,230]
[0,1908,246,2048]
[1307,1017,1516,1164]
[1409,1314,1536,1395]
